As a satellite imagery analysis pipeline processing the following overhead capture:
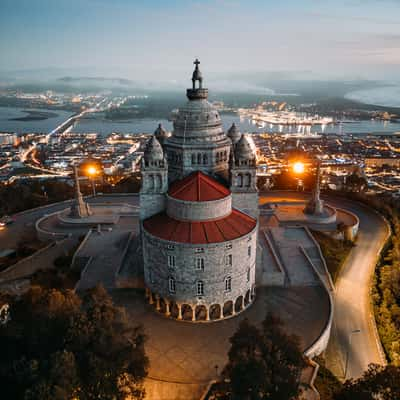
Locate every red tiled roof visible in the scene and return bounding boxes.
[169,171,230,202]
[143,209,257,244]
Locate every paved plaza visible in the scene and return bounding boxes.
[112,285,330,400]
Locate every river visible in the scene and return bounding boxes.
[1,106,400,137]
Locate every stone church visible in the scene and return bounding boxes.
[139,60,259,322]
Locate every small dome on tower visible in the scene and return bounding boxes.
[227,123,241,144]
[154,123,168,138]
[154,123,169,145]
[144,135,164,162]
[234,134,255,160]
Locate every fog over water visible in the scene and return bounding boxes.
[345,84,400,108]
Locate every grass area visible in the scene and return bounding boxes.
[311,230,353,283]
[31,253,80,290]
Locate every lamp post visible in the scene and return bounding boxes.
[86,165,98,197]
[344,329,361,380]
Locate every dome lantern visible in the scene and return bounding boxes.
[227,123,241,144]
[144,135,164,165]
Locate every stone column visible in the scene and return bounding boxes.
[149,292,154,305]
[177,304,182,320]
[192,306,196,322]
[165,301,171,317]
[219,305,224,319]
[155,295,160,311]
[205,306,210,321]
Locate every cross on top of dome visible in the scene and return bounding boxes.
[192,58,203,90]
[187,58,208,100]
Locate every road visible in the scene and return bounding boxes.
[260,191,388,379]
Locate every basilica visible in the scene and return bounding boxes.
[140,60,259,322]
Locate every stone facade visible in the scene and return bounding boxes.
[166,195,231,221]
[142,224,257,321]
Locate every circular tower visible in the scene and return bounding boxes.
[142,171,258,322]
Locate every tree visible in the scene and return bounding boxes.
[335,364,400,400]
[0,285,148,400]
[225,314,306,400]
[345,172,367,192]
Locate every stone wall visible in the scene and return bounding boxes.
[231,192,259,219]
[0,237,77,283]
[142,225,258,308]
[140,193,166,220]
[166,195,231,221]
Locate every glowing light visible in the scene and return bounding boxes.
[293,162,305,174]
[87,166,98,176]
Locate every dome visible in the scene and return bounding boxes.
[172,100,224,140]
[235,134,255,160]
[154,123,168,138]
[227,123,241,144]
[144,135,164,162]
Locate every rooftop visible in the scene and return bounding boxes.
[143,209,257,244]
[168,171,230,202]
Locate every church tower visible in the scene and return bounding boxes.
[140,135,168,220]
[164,59,232,183]
[230,134,259,218]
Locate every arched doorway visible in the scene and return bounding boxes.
[244,290,251,306]
[182,304,193,321]
[223,300,233,317]
[195,305,207,321]
[235,296,244,313]
[170,302,179,318]
[210,304,222,320]
[159,298,166,314]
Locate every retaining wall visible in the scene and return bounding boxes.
[0,237,77,283]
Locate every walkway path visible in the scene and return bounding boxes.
[260,191,388,379]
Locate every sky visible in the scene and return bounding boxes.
[1,0,400,82]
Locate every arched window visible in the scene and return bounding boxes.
[148,174,155,190]
[196,257,205,271]
[203,154,207,164]
[169,277,176,293]
[156,174,162,190]
[168,254,176,268]
[197,280,204,296]
[223,151,227,161]
[192,153,196,165]
[247,268,250,282]
[225,276,232,292]
[245,173,251,187]
[236,174,243,187]
[197,153,202,164]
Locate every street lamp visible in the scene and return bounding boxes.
[344,329,361,380]
[293,161,305,175]
[86,165,98,197]
[292,161,305,191]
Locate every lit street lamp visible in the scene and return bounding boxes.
[86,165,98,197]
[344,329,361,380]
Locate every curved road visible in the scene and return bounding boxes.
[259,191,388,379]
